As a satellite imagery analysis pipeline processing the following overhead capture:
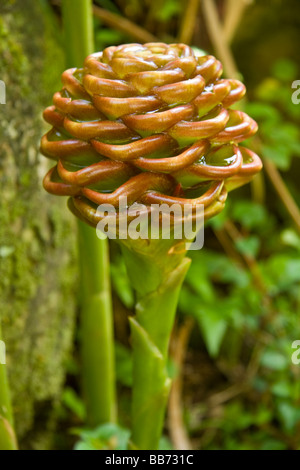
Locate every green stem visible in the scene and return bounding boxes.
[121,240,190,450]
[78,222,116,425]
[0,323,17,450]
[62,0,94,68]
[62,0,116,426]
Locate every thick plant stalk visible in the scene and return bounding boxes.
[78,223,116,425]
[62,0,94,67]
[0,324,17,450]
[62,0,116,425]
[120,240,190,449]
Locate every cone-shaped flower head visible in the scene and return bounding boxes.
[41,43,262,227]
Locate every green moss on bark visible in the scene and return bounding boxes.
[0,0,77,449]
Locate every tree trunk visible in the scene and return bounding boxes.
[0,0,77,449]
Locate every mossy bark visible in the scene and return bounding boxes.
[0,0,77,449]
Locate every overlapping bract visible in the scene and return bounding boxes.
[41,42,262,226]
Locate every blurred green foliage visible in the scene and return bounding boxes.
[73,423,172,450]
[246,59,300,170]
[75,423,130,450]
[93,0,184,48]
